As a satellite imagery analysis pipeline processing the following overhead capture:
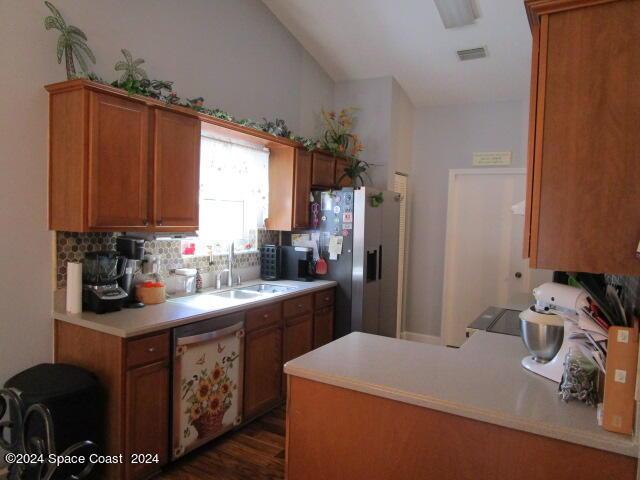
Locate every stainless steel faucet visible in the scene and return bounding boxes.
[227,241,235,287]
[215,242,241,289]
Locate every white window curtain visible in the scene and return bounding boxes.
[196,136,269,254]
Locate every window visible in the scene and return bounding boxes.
[189,136,269,255]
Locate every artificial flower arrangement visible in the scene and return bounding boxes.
[319,108,372,186]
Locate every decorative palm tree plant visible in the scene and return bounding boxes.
[113,49,149,93]
[44,1,96,79]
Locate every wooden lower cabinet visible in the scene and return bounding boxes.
[54,287,336,479]
[284,314,314,363]
[54,321,169,480]
[125,361,169,480]
[313,306,334,349]
[283,313,314,396]
[243,324,284,420]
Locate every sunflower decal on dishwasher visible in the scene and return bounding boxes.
[180,350,240,439]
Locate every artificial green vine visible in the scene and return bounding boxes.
[42,2,339,153]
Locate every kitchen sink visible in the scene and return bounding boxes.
[209,289,262,300]
[239,284,298,294]
[169,283,300,308]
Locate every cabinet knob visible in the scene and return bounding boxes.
[148,347,156,353]
[263,314,269,319]
[143,219,149,226]
[297,304,303,308]
[325,297,330,301]
[158,219,163,226]
[515,272,522,279]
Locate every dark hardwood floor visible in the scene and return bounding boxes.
[159,407,285,480]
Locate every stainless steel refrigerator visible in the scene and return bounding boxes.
[305,187,400,338]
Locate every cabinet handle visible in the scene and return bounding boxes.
[297,304,303,308]
[158,219,163,226]
[324,297,330,301]
[147,347,156,353]
[263,314,269,319]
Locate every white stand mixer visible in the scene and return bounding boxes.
[519,283,589,383]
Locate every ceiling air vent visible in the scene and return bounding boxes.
[457,46,487,61]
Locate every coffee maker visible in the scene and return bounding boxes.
[281,246,314,282]
[82,251,128,314]
[116,236,146,308]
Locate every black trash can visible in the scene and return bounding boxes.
[2,363,103,479]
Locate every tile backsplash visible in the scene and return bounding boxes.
[56,230,281,289]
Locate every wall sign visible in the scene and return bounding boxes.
[472,151,512,166]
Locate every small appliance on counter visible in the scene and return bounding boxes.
[116,236,146,308]
[82,251,128,314]
[281,246,314,282]
[519,282,587,382]
[260,244,282,280]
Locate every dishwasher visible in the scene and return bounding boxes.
[171,312,245,459]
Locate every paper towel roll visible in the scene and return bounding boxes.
[66,262,83,314]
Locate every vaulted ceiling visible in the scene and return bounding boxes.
[263,0,532,107]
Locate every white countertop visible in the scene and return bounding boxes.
[284,331,639,457]
[54,279,336,338]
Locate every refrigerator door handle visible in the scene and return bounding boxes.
[366,249,377,282]
[378,244,383,280]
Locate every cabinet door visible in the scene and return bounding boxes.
[293,149,312,229]
[153,109,201,230]
[313,307,334,349]
[527,3,640,274]
[244,325,283,419]
[88,93,150,229]
[284,314,313,365]
[125,361,169,480]
[312,152,336,187]
[283,314,313,397]
[335,157,353,187]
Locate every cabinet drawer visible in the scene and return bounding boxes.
[126,332,169,369]
[283,294,313,318]
[246,303,282,332]
[314,289,335,310]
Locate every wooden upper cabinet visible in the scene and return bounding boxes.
[523,0,640,274]
[153,109,201,230]
[267,146,313,231]
[88,93,150,229]
[334,157,352,187]
[311,152,336,187]
[293,149,312,229]
[47,80,201,232]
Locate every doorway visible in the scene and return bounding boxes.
[441,168,551,347]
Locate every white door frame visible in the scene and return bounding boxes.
[440,168,526,347]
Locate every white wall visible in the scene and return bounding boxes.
[0,0,334,384]
[406,100,528,337]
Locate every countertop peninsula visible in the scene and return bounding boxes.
[284,331,639,457]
